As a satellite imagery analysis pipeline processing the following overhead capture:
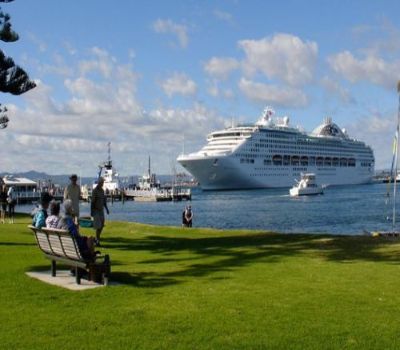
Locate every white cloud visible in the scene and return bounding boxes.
[213,10,233,23]
[351,19,400,57]
[148,103,225,140]
[239,33,318,86]
[63,41,77,56]
[207,83,219,97]
[328,51,400,90]
[152,19,189,48]
[128,48,136,59]
[238,78,308,108]
[204,57,240,80]
[79,47,116,78]
[223,89,234,99]
[160,72,197,97]
[1,48,227,175]
[27,32,47,52]
[346,111,396,170]
[320,76,354,104]
[206,80,235,99]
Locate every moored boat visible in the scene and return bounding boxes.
[124,157,191,202]
[94,142,120,194]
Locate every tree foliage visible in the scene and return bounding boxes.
[0,0,36,128]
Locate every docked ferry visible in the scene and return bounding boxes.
[177,107,375,190]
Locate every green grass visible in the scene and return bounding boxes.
[1,214,400,349]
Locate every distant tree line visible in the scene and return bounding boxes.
[0,0,35,129]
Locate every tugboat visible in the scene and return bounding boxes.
[124,156,191,202]
[289,173,323,196]
[94,142,120,194]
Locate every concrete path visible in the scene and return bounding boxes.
[26,270,106,291]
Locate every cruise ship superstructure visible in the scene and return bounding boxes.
[177,107,375,190]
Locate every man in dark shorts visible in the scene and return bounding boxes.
[0,184,7,224]
[91,177,109,246]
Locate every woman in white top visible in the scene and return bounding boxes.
[45,201,61,228]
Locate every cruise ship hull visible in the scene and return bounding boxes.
[178,155,373,190]
[177,108,375,191]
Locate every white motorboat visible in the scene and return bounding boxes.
[289,173,323,196]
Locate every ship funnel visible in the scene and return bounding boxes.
[283,116,289,126]
[262,106,274,120]
[257,106,275,127]
[324,117,332,125]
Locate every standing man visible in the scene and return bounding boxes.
[91,177,109,246]
[7,186,16,224]
[64,174,81,223]
[0,184,7,224]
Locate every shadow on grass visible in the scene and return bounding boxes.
[111,271,181,288]
[99,232,400,287]
[0,242,35,247]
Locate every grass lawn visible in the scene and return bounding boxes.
[1,214,400,349]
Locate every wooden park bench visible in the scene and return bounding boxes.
[28,225,111,285]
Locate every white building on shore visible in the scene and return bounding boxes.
[2,175,38,202]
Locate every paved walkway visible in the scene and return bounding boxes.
[26,270,106,291]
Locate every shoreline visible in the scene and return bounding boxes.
[16,212,369,238]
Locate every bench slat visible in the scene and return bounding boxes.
[48,235,64,256]
[36,232,52,254]
[60,236,81,260]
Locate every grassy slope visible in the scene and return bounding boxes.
[1,214,400,349]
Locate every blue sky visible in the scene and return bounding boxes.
[1,0,400,175]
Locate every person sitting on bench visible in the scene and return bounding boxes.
[57,199,96,260]
[32,192,53,228]
[46,201,61,228]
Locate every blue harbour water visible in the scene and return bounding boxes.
[19,183,399,235]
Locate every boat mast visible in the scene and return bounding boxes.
[393,81,400,229]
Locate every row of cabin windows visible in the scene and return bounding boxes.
[360,162,373,167]
[244,131,369,155]
[267,155,358,167]
[242,141,371,154]
[249,148,371,158]
[237,147,372,159]
[238,156,368,167]
[240,158,255,164]
[255,135,369,146]
[249,142,371,155]
[212,132,242,138]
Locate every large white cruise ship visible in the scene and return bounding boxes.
[177,107,375,190]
